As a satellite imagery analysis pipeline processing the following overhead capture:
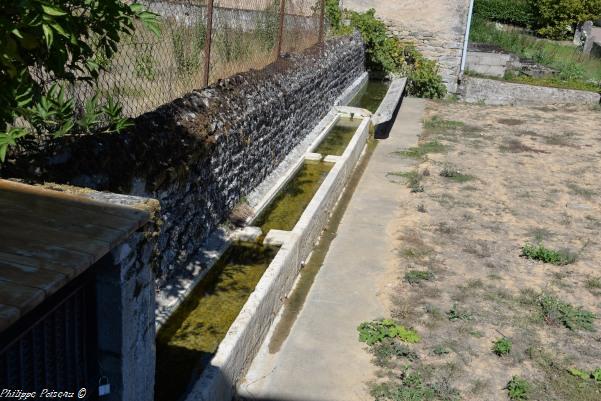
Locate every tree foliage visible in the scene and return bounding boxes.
[0,0,160,161]
[531,0,601,39]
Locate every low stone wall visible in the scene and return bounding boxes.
[2,34,366,288]
[459,76,601,106]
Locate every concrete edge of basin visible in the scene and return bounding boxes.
[186,99,373,401]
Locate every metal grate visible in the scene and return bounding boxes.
[0,276,96,397]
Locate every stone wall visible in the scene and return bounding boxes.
[343,0,471,92]
[459,76,601,106]
[2,34,365,288]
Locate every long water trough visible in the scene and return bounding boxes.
[154,75,406,401]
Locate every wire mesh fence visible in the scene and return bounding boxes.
[71,0,325,118]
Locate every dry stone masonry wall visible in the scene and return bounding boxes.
[2,34,365,289]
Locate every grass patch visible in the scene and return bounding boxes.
[372,338,419,367]
[528,349,601,400]
[370,368,460,401]
[492,337,512,356]
[447,303,473,321]
[521,243,577,265]
[387,170,425,193]
[358,319,421,345]
[470,17,601,92]
[405,270,434,285]
[538,293,596,331]
[499,138,546,153]
[567,183,596,199]
[424,115,464,131]
[439,165,475,183]
[396,141,446,159]
[507,376,530,401]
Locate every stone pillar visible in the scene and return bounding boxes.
[95,228,157,401]
[574,21,594,54]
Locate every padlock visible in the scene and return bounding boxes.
[98,376,111,397]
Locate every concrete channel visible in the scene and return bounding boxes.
[155,74,407,401]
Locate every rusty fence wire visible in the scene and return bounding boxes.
[71,0,325,119]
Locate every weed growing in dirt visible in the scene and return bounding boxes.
[372,338,419,367]
[439,165,475,183]
[432,345,450,356]
[387,170,425,192]
[521,243,577,265]
[507,376,530,401]
[405,270,434,285]
[492,338,512,356]
[424,116,465,131]
[528,348,601,400]
[358,319,421,345]
[370,368,460,401]
[539,293,596,331]
[396,141,446,159]
[447,304,473,321]
[567,183,596,198]
[586,276,601,295]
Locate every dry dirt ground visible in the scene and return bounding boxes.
[365,100,601,401]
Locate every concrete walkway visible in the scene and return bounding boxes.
[239,98,425,401]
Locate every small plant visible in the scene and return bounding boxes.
[507,376,530,401]
[492,337,512,356]
[371,337,419,367]
[447,304,473,321]
[539,293,596,331]
[432,345,450,355]
[521,243,577,265]
[358,319,421,346]
[593,368,601,382]
[568,367,590,380]
[439,165,475,183]
[405,270,434,285]
[424,116,464,131]
[387,170,424,193]
[397,141,446,159]
[417,203,427,213]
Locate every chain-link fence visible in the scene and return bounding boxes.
[74,0,325,118]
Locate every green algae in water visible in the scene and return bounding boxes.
[254,160,332,235]
[314,117,361,156]
[349,79,390,113]
[155,243,277,401]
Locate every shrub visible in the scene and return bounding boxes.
[358,319,421,345]
[521,243,577,265]
[327,4,447,99]
[405,270,434,284]
[507,376,530,401]
[539,293,596,331]
[492,337,512,356]
[474,0,536,27]
[531,0,601,39]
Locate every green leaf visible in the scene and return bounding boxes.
[42,24,54,48]
[50,22,69,37]
[41,4,67,16]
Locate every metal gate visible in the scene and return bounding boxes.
[0,271,97,398]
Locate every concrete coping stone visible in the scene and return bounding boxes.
[304,152,323,161]
[263,230,294,247]
[372,77,408,125]
[323,155,341,163]
[230,226,262,242]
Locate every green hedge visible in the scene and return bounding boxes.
[474,0,536,27]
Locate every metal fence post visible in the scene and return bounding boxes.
[203,0,215,87]
[318,0,326,44]
[276,0,286,58]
